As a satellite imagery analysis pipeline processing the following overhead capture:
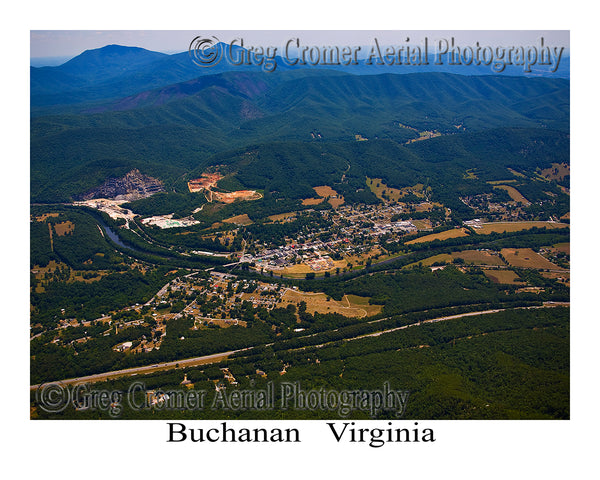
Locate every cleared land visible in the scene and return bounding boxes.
[212,190,262,204]
[484,269,525,285]
[281,289,382,318]
[493,185,531,205]
[187,173,222,192]
[551,243,570,255]
[301,197,324,206]
[454,249,505,265]
[268,212,297,222]
[410,219,433,230]
[328,196,345,208]
[223,214,253,226]
[313,186,337,197]
[34,213,60,222]
[403,253,453,268]
[540,271,570,286]
[404,249,505,268]
[406,228,469,244]
[475,221,568,235]
[541,162,570,181]
[501,248,563,270]
[302,186,344,208]
[366,177,403,202]
[53,221,75,236]
[487,179,518,185]
[31,260,112,288]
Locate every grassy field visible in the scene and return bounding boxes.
[268,212,297,222]
[366,177,403,202]
[406,228,469,244]
[541,162,570,181]
[414,202,442,212]
[483,269,525,285]
[404,249,505,268]
[410,219,433,230]
[222,214,253,226]
[313,186,337,197]
[475,221,568,235]
[275,248,384,278]
[487,179,518,185]
[551,243,570,254]
[501,248,563,270]
[493,185,531,205]
[463,169,478,179]
[281,289,382,318]
[31,260,111,286]
[328,197,345,208]
[53,221,75,236]
[403,253,453,268]
[301,197,324,205]
[276,263,313,276]
[33,213,60,222]
[301,185,344,207]
[453,249,505,265]
[540,271,570,286]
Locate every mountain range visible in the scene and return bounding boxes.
[31,43,570,113]
[30,44,570,204]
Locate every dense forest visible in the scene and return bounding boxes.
[32,307,569,420]
[30,49,570,422]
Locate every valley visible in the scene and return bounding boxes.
[30,43,570,420]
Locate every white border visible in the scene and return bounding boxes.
[7,0,598,477]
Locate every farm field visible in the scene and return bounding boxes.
[551,242,570,254]
[53,221,75,236]
[33,213,60,222]
[540,271,570,286]
[487,179,518,185]
[406,228,469,244]
[301,197,324,205]
[267,212,297,222]
[410,219,433,230]
[475,221,568,235]
[493,185,531,205]
[453,249,505,265]
[541,162,570,181]
[403,253,453,268]
[31,260,113,289]
[366,177,403,202]
[483,269,525,285]
[500,248,563,270]
[313,185,337,197]
[301,185,344,207]
[281,289,382,318]
[404,249,506,268]
[222,214,253,226]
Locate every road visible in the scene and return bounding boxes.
[30,302,568,390]
[30,348,249,391]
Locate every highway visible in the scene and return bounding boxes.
[30,302,569,390]
[30,348,249,391]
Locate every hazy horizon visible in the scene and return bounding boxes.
[31,30,570,67]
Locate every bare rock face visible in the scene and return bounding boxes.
[77,169,164,201]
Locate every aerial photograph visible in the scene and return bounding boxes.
[30,30,570,422]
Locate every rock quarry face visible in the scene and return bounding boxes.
[77,169,164,201]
